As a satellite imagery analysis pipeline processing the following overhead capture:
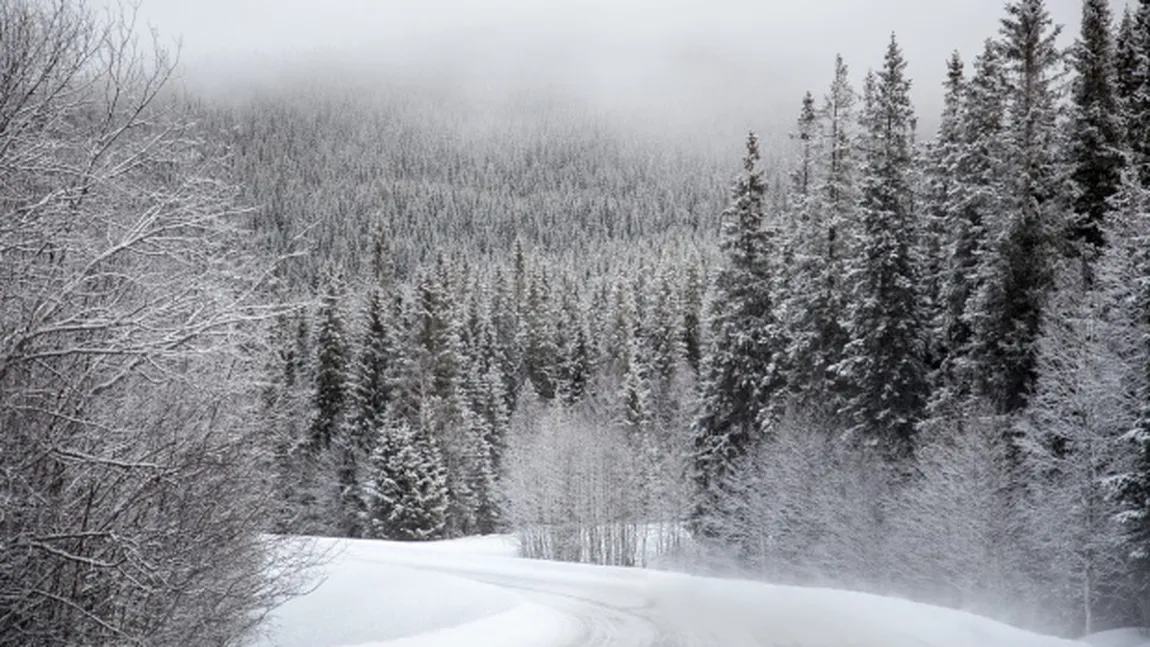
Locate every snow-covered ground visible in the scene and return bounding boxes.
[256,535,1088,647]
[1084,628,1150,647]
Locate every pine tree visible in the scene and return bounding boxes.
[969,0,1065,415]
[521,265,559,401]
[793,91,819,198]
[337,288,399,537]
[1127,1,1150,183]
[935,40,1009,402]
[838,35,927,458]
[784,56,857,413]
[1069,0,1124,252]
[1114,7,1139,110]
[458,288,508,533]
[413,259,477,536]
[690,132,788,539]
[923,52,966,377]
[682,263,705,374]
[361,418,449,541]
[352,289,395,433]
[311,274,348,452]
[555,290,592,404]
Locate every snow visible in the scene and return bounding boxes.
[257,534,1089,647]
[1083,628,1150,647]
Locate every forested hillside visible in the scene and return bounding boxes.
[5,0,1150,644]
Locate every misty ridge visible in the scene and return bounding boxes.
[4,0,1150,646]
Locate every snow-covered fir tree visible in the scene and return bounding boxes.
[311,273,349,452]
[1068,0,1124,253]
[968,0,1065,416]
[933,40,1009,403]
[690,132,788,540]
[783,55,856,414]
[838,35,927,458]
[361,417,449,541]
[921,51,966,375]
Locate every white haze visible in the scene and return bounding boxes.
[133,0,1084,147]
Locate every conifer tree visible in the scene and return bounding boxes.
[413,259,478,536]
[351,290,395,437]
[521,266,559,401]
[337,288,399,536]
[784,56,857,412]
[793,91,819,198]
[923,52,966,377]
[934,41,1009,402]
[362,418,449,541]
[311,274,349,452]
[555,290,592,404]
[1114,7,1139,110]
[1069,0,1124,252]
[969,0,1065,415]
[682,263,705,374]
[1126,1,1150,182]
[839,35,927,458]
[690,132,787,539]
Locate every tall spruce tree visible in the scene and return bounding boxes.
[969,0,1065,415]
[1069,0,1124,252]
[311,274,349,452]
[361,418,449,541]
[839,35,927,458]
[923,52,967,377]
[1114,6,1139,111]
[690,132,787,539]
[784,56,857,413]
[1127,0,1150,183]
[337,288,399,537]
[935,40,1009,403]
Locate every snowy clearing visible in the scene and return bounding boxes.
[256,535,1087,647]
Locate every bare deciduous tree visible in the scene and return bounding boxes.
[0,2,307,644]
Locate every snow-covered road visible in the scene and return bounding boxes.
[256,536,1086,647]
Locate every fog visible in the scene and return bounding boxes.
[134,0,1085,145]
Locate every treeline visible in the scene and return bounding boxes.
[264,239,707,553]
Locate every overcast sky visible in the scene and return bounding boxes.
[129,0,1089,143]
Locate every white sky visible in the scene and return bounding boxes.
[127,0,1091,142]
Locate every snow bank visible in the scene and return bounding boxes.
[253,536,541,647]
[258,534,1087,647]
[1084,628,1150,647]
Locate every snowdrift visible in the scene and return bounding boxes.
[256,534,1087,647]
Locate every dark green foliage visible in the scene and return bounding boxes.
[362,419,449,541]
[969,0,1064,415]
[783,55,856,415]
[691,132,788,537]
[1069,0,1124,251]
[311,276,349,451]
[839,36,927,458]
[934,41,1008,401]
[1127,1,1150,184]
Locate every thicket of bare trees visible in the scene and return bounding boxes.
[0,2,305,644]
